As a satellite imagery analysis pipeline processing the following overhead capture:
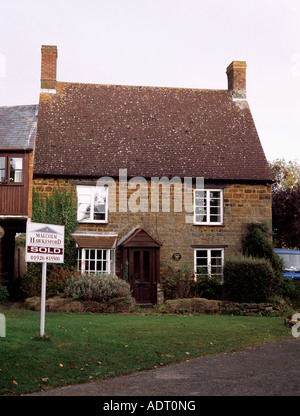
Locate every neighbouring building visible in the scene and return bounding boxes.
[0,105,38,294]
[33,45,273,305]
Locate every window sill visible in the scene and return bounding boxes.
[193,222,224,226]
[78,220,108,224]
[0,182,24,186]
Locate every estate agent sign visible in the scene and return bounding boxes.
[25,222,64,264]
[26,221,65,336]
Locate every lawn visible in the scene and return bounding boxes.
[0,309,292,395]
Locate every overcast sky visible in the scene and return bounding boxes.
[0,0,299,163]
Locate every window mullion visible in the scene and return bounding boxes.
[90,188,94,221]
[208,249,212,276]
[82,249,86,273]
[5,156,8,183]
[105,187,108,223]
[220,191,223,223]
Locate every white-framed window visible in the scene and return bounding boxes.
[194,189,223,225]
[77,185,108,223]
[78,248,115,275]
[194,248,224,281]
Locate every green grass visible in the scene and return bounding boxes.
[0,309,292,395]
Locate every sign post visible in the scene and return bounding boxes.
[40,262,47,337]
[25,221,64,337]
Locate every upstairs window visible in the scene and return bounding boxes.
[0,156,23,184]
[77,185,108,223]
[9,157,23,182]
[194,189,223,225]
[0,157,5,182]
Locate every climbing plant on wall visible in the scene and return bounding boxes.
[31,186,78,269]
[22,186,78,296]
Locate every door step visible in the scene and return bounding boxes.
[137,303,153,308]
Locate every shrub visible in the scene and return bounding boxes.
[161,263,193,299]
[0,285,9,304]
[274,278,300,309]
[20,265,78,298]
[161,263,222,300]
[243,222,284,278]
[190,273,222,300]
[63,273,133,303]
[223,255,281,303]
[46,267,80,298]
[20,263,42,297]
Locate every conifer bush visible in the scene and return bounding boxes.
[242,222,284,278]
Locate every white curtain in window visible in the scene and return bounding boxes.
[77,186,92,221]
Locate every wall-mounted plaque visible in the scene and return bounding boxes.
[172,253,182,261]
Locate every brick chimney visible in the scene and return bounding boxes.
[226,61,246,99]
[41,45,57,91]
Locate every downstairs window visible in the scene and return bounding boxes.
[77,248,115,275]
[194,248,224,281]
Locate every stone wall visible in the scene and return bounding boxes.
[162,298,285,316]
[33,177,272,276]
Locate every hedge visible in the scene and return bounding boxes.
[223,256,281,303]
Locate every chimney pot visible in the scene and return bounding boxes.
[41,45,57,91]
[226,61,246,99]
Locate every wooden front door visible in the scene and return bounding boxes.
[120,227,161,304]
[129,248,154,304]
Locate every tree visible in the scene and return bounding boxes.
[269,158,300,192]
[269,159,300,249]
[242,222,283,278]
[272,185,300,249]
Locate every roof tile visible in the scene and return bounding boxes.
[34,82,273,181]
[0,105,38,150]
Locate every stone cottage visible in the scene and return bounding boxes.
[33,45,273,305]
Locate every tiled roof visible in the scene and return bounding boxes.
[0,105,38,150]
[34,82,273,182]
[118,227,162,247]
[72,232,117,248]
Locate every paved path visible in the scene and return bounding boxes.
[28,338,300,396]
